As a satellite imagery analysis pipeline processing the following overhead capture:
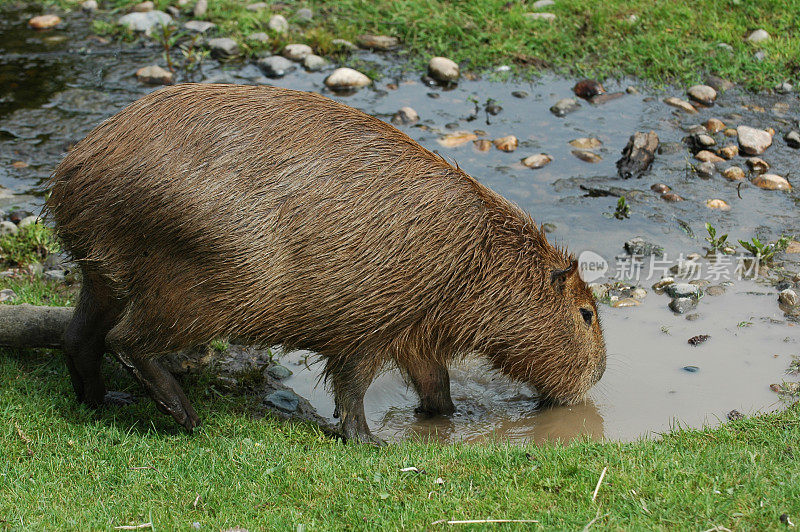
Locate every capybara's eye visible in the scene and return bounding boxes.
[580,307,593,326]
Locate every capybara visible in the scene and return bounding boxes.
[46,83,606,443]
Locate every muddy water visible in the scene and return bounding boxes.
[1,6,798,443]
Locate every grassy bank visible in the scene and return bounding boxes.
[21,0,800,90]
[1,341,799,529]
[1,230,800,529]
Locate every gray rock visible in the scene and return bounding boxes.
[268,14,288,34]
[0,221,18,236]
[265,390,299,412]
[784,131,800,149]
[256,56,296,78]
[391,106,419,126]
[0,288,17,303]
[747,29,770,43]
[166,6,180,18]
[266,364,293,380]
[550,97,580,117]
[687,84,717,106]
[705,75,734,92]
[207,38,240,60]
[737,125,772,155]
[282,43,313,61]
[624,237,664,257]
[682,365,699,373]
[657,142,683,155]
[248,32,270,43]
[717,43,734,53]
[43,269,66,282]
[696,161,716,178]
[532,0,555,8]
[775,82,793,94]
[28,262,43,277]
[428,56,459,83]
[246,2,267,11]
[118,10,172,33]
[525,12,556,21]
[669,297,697,314]
[193,0,207,17]
[295,7,313,21]
[779,288,799,306]
[302,54,327,71]
[18,216,38,228]
[665,283,701,299]
[184,20,216,33]
[705,285,726,296]
[754,50,767,62]
[81,0,98,11]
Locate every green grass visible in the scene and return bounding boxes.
[0,223,59,267]
[1,344,799,530]
[25,0,800,90]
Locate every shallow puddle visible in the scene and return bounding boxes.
[1,5,799,443]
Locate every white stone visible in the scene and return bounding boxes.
[428,56,459,83]
[737,125,772,155]
[747,29,770,43]
[324,67,371,89]
[525,12,556,21]
[282,43,313,61]
[136,64,173,84]
[118,10,172,32]
[302,54,327,71]
[268,14,288,33]
[184,20,215,33]
[687,84,717,105]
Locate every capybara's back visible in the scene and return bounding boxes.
[48,84,605,442]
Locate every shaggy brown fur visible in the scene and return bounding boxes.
[46,83,606,443]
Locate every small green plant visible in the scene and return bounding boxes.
[180,37,210,72]
[154,23,181,72]
[704,223,735,254]
[0,223,59,267]
[210,338,230,353]
[738,235,792,263]
[614,197,630,220]
[737,321,753,328]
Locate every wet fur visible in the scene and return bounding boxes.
[47,84,606,436]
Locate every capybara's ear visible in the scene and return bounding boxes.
[550,260,579,293]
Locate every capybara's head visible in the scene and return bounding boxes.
[481,233,606,406]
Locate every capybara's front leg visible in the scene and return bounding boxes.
[329,358,384,445]
[63,272,131,407]
[109,350,200,432]
[403,359,455,417]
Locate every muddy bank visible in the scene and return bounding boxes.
[1,4,799,444]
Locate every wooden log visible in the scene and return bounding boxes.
[0,304,73,349]
[616,131,659,179]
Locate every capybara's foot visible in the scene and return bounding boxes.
[342,421,385,446]
[113,353,201,433]
[103,391,137,406]
[414,400,456,417]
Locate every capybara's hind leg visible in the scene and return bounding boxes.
[402,359,455,417]
[329,357,383,445]
[112,351,201,432]
[62,272,126,407]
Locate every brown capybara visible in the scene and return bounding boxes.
[46,83,606,444]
